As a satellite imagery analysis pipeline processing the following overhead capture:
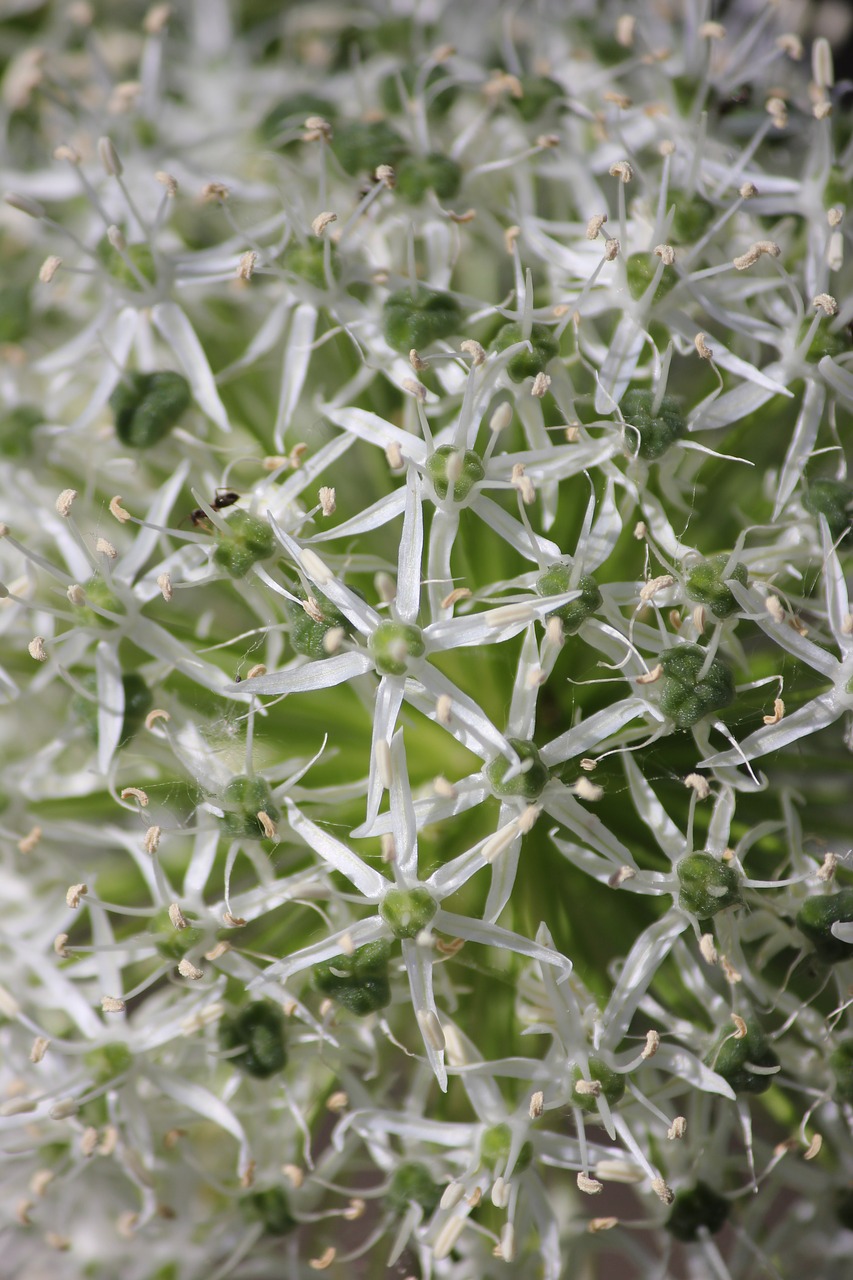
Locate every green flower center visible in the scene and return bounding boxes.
[492,321,558,383]
[535,565,602,633]
[219,774,280,840]
[657,644,735,728]
[625,252,676,304]
[382,287,463,353]
[620,389,685,461]
[213,510,276,578]
[705,1020,779,1094]
[684,555,748,619]
[480,1122,533,1173]
[385,1163,441,1216]
[570,1057,626,1114]
[485,738,549,800]
[666,1183,730,1242]
[369,621,426,676]
[425,445,485,502]
[676,853,741,917]
[380,886,437,939]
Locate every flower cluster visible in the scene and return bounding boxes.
[1,1,853,1277]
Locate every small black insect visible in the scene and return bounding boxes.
[185,489,240,527]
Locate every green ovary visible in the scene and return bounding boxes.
[535,564,602,632]
[485,738,549,801]
[492,321,558,383]
[369,621,426,675]
[685,555,748,618]
[380,887,437,939]
[426,445,484,502]
[657,644,735,728]
[677,853,741,916]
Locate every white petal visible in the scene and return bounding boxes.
[95,639,124,776]
[395,470,424,624]
[152,301,230,431]
[274,302,317,451]
[230,651,373,696]
[284,799,387,899]
[402,939,447,1091]
[774,379,825,517]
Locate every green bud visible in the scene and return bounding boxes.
[382,287,462,353]
[314,939,392,1016]
[84,1042,132,1085]
[625,252,676,305]
[220,774,280,840]
[213,509,276,578]
[260,94,336,147]
[485,738,549,801]
[570,1058,626,1114]
[666,1182,730,1242]
[110,371,191,448]
[96,237,157,291]
[282,237,340,290]
[368,620,426,676]
[219,1001,287,1078]
[332,119,407,176]
[290,591,353,659]
[669,193,716,244]
[796,889,853,964]
[395,153,461,202]
[380,887,437,939]
[385,1162,441,1217]
[803,479,853,542]
[830,1038,853,1104]
[242,1186,296,1235]
[685,555,748,619]
[535,565,602,632]
[492,321,558,383]
[677,853,741,917]
[705,1020,779,1094]
[510,75,563,121]
[425,445,485,502]
[480,1123,533,1173]
[620,389,686,461]
[658,644,735,729]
